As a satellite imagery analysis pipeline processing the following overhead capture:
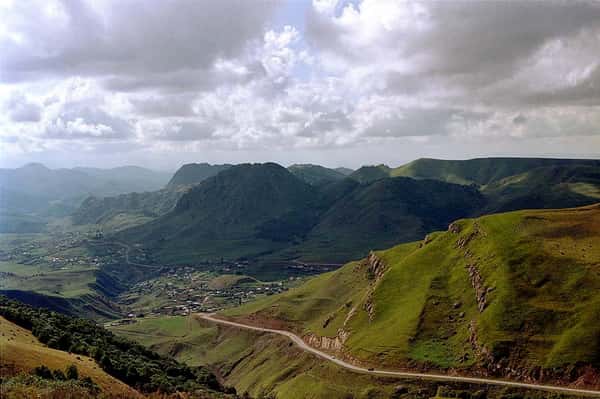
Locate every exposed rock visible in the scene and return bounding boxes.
[467,264,488,312]
[453,301,462,309]
[448,222,461,234]
[305,328,350,352]
[364,291,376,322]
[365,251,387,280]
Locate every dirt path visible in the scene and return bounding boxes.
[198,313,600,397]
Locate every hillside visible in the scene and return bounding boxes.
[0,296,234,397]
[72,187,187,228]
[290,177,485,261]
[482,164,600,213]
[288,164,347,185]
[224,204,600,387]
[120,163,322,263]
[0,315,141,397]
[167,163,232,187]
[349,164,391,183]
[392,157,600,186]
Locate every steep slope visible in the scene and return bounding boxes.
[167,162,232,187]
[392,157,600,186]
[288,164,347,185]
[121,163,322,263]
[225,204,600,387]
[293,177,485,261]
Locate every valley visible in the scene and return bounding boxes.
[2,158,600,398]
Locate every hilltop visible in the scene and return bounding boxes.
[224,204,600,387]
[288,164,347,185]
[167,163,232,187]
[392,157,600,186]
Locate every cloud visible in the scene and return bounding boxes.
[0,0,277,91]
[1,0,600,168]
[5,92,41,122]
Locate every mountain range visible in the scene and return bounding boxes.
[98,158,600,269]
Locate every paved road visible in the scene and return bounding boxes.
[198,314,600,397]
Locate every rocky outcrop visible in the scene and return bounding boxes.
[365,251,387,280]
[305,329,350,352]
[467,264,489,312]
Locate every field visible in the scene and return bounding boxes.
[0,316,140,397]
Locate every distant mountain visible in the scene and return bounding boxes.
[118,164,485,266]
[0,163,171,201]
[225,203,600,386]
[167,163,232,187]
[392,157,600,185]
[482,164,600,213]
[349,164,391,183]
[120,163,322,263]
[293,177,485,261]
[72,187,187,229]
[0,163,172,232]
[288,164,347,185]
[81,158,600,271]
[334,167,354,176]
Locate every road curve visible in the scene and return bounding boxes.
[198,313,600,397]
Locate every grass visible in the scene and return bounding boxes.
[0,316,139,397]
[225,203,600,373]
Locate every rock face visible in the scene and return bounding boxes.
[467,264,488,312]
[366,251,387,280]
[305,329,350,351]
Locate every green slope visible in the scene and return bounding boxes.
[349,164,392,183]
[288,164,347,185]
[392,157,600,185]
[225,204,600,384]
[120,163,322,263]
[482,164,600,213]
[289,177,485,262]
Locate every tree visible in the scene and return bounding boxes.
[66,364,79,380]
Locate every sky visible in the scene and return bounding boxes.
[1,0,600,170]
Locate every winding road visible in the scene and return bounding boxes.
[198,313,600,397]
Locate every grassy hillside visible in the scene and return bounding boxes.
[72,187,186,228]
[392,157,600,185]
[288,164,346,185]
[482,164,600,213]
[289,177,485,262]
[0,315,141,397]
[119,163,323,263]
[349,164,392,183]
[111,315,568,399]
[224,204,600,386]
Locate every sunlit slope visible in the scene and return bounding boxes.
[0,316,140,397]
[225,204,600,377]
